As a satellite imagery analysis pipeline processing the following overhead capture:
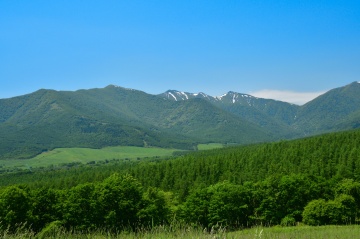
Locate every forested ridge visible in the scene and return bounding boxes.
[1,129,360,233]
[0,85,272,160]
[2,82,360,160]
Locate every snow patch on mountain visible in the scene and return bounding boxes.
[180,92,189,99]
[199,92,208,98]
[168,92,177,101]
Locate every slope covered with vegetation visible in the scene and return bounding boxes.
[1,129,360,234]
[160,82,360,138]
[0,88,198,159]
[2,82,360,160]
[0,85,273,160]
[294,81,360,135]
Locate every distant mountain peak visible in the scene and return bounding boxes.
[161,90,213,101]
[163,90,191,101]
[1,82,360,160]
[198,92,210,98]
[161,89,257,103]
[213,91,256,104]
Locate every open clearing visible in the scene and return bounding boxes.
[0,146,181,170]
[0,143,224,171]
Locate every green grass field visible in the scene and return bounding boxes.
[197,143,224,150]
[227,225,360,239]
[0,143,225,171]
[2,225,360,239]
[0,146,181,170]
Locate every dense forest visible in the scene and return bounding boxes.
[1,129,360,234]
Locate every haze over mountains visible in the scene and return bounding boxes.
[1,82,360,160]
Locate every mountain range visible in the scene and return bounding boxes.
[1,81,360,160]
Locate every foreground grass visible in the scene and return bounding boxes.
[0,146,181,170]
[2,225,360,239]
[229,225,360,238]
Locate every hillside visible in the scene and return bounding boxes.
[0,85,272,159]
[159,90,300,138]
[2,128,360,189]
[160,82,360,138]
[293,81,360,135]
[1,82,360,159]
[127,128,360,193]
[1,128,360,233]
[0,88,195,159]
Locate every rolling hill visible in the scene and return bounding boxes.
[160,81,360,137]
[1,82,360,160]
[0,85,272,159]
[293,81,360,135]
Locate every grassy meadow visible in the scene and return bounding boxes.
[0,146,181,170]
[0,143,224,170]
[2,225,360,239]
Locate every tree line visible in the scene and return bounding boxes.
[1,173,359,233]
[1,129,360,233]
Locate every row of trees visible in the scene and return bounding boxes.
[0,174,169,232]
[181,176,360,228]
[1,173,359,233]
[1,129,360,233]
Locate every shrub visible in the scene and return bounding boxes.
[302,195,356,226]
[280,215,296,226]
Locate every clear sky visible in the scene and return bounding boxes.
[1,1,359,104]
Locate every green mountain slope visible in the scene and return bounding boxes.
[0,85,272,159]
[211,93,300,138]
[159,90,301,138]
[1,82,360,160]
[0,88,195,159]
[69,86,273,144]
[293,82,360,135]
[156,98,273,143]
[160,82,360,138]
[335,110,360,130]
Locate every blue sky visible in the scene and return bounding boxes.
[1,1,359,104]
